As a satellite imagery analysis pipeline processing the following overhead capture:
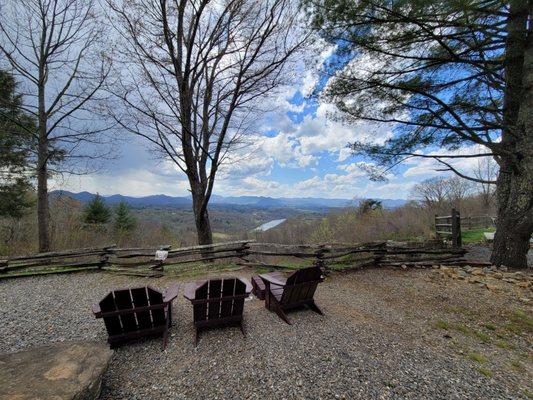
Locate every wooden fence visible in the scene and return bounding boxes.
[435,208,462,247]
[1,239,484,279]
[435,209,496,248]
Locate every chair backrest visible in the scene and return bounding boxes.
[281,266,322,305]
[98,286,166,336]
[193,278,247,324]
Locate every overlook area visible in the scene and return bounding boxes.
[1,266,532,399]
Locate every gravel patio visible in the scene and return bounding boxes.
[1,267,531,399]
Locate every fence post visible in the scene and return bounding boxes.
[435,214,440,242]
[451,209,462,248]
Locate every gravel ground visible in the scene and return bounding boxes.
[465,243,533,266]
[1,268,531,399]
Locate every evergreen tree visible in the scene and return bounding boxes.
[0,70,34,219]
[83,194,111,224]
[308,0,533,268]
[113,201,136,233]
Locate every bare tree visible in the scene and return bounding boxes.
[0,0,112,251]
[107,0,306,245]
[412,177,449,212]
[473,157,498,211]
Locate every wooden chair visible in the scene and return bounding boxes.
[184,277,251,347]
[92,285,179,350]
[259,266,324,324]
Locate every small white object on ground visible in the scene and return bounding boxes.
[155,250,168,261]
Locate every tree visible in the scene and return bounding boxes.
[412,177,449,212]
[357,199,382,214]
[308,0,532,267]
[108,0,307,245]
[83,194,111,224]
[113,201,136,234]
[0,70,34,218]
[0,0,112,252]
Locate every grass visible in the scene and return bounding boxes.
[504,309,533,335]
[468,352,487,363]
[476,366,493,377]
[461,227,495,244]
[435,320,450,330]
[496,340,515,350]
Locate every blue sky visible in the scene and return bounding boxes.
[54,42,482,200]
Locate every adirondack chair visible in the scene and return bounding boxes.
[92,285,179,349]
[259,266,324,324]
[184,277,251,347]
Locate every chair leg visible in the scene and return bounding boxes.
[193,327,199,348]
[240,320,246,337]
[308,300,323,315]
[272,301,292,325]
[162,328,169,350]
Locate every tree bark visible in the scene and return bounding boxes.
[37,57,51,253]
[36,135,51,253]
[491,0,533,268]
[192,193,213,245]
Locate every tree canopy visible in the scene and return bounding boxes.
[0,70,34,219]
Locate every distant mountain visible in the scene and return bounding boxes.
[51,190,407,210]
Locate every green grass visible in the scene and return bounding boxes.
[461,227,495,244]
[496,340,515,350]
[468,352,487,363]
[476,366,493,377]
[435,320,450,330]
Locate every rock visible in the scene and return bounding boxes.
[468,277,482,284]
[0,341,113,400]
[485,283,499,291]
[519,297,530,303]
[471,268,484,276]
[500,266,508,271]
[457,270,468,279]
[401,264,407,270]
[482,267,492,274]
[516,281,530,288]
[493,273,503,279]
[463,266,473,273]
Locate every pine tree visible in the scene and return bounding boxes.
[83,194,111,224]
[113,201,136,233]
[0,70,34,218]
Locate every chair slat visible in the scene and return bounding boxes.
[131,287,152,330]
[114,289,137,332]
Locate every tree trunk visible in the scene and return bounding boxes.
[491,159,532,268]
[36,143,51,253]
[192,194,213,245]
[491,1,533,268]
[37,63,50,253]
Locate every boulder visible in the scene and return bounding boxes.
[0,341,113,400]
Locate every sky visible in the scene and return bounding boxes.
[51,42,484,201]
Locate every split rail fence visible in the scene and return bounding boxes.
[1,238,486,279]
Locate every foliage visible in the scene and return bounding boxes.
[307,0,506,178]
[0,70,34,218]
[83,194,111,224]
[357,199,382,215]
[113,201,136,234]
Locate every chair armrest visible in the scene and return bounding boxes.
[239,278,253,294]
[92,303,101,316]
[163,284,179,303]
[183,281,201,301]
[259,273,287,287]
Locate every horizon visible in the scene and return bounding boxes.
[53,189,409,202]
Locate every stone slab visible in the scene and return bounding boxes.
[0,341,113,400]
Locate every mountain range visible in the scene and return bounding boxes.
[51,190,407,210]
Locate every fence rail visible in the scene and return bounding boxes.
[1,238,479,279]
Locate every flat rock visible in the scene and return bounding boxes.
[0,341,113,400]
